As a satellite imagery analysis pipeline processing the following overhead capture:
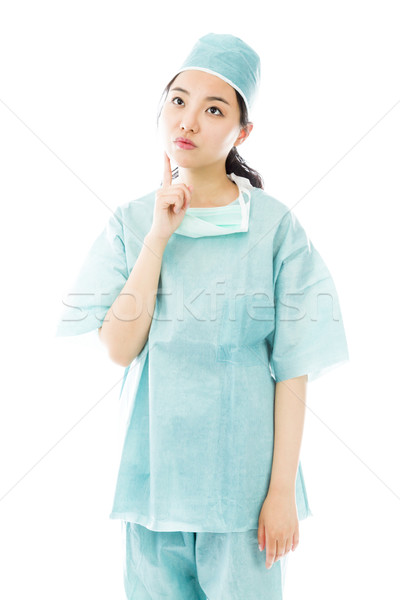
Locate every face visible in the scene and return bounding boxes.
[158,69,251,170]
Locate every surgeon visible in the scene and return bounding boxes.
[56,33,349,599]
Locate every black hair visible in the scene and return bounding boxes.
[156,73,264,190]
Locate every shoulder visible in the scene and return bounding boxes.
[251,186,290,215]
[250,186,306,238]
[108,187,159,248]
[249,186,312,267]
[116,187,158,217]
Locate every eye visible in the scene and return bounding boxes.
[207,106,223,116]
[170,97,223,116]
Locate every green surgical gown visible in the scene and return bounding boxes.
[56,174,349,532]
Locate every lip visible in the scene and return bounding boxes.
[174,137,197,149]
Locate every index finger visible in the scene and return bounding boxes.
[163,151,172,188]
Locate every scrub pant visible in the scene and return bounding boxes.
[121,521,289,600]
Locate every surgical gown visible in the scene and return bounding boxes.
[56,173,349,532]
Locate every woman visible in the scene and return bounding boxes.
[56,33,349,600]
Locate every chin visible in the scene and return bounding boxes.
[171,154,199,169]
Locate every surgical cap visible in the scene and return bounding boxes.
[171,32,261,114]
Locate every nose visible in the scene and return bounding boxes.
[180,113,199,133]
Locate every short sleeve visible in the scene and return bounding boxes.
[55,207,129,337]
[266,210,349,382]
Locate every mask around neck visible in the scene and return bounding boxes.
[174,173,252,239]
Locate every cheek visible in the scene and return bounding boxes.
[159,112,176,141]
[160,104,175,126]
[212,126,238,150]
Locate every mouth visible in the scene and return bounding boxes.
[174,137,197,149]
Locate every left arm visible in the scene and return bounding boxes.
[270,374,307,490]
[258,374,308,569]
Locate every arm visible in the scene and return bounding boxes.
[269,374,308,492]
[98,231,168,367]
[98,152,193,367]
[258,373,308,569]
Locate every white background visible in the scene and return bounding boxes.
[1,1,399,598]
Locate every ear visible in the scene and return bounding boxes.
[234,122,254,147]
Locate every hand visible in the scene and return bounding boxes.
[257,486,299,570]
[149,151,193,241]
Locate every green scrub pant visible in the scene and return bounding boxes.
[122,521,289,600]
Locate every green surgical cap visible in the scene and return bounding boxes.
[172,32,261,114]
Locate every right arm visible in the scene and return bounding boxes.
[98,232,168,366]
[98,151,192,367]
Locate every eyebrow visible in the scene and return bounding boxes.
[170,86,231,106]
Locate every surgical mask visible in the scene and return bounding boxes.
[174,173,252,238]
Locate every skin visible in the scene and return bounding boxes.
[158,69,253,208]
[258,374,308,569]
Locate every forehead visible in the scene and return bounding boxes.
[172,69,237,102]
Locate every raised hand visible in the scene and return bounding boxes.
[149,152,193,241]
